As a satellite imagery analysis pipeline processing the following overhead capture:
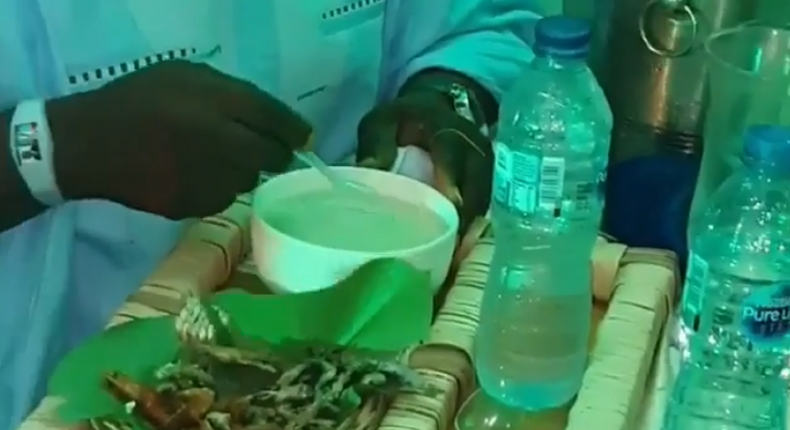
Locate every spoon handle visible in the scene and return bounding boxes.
[294,151,337,181]
[294,151,372,193]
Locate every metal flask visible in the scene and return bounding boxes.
[592,0,759,162]
[591,0,757,265]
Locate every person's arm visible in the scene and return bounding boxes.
[0,109,48,232]
[381,0,542,125]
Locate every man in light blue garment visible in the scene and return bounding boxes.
[0,0,541,427]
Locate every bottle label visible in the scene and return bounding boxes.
[565,167,607,217]
[680,253,708,330]
[741,284,790,345]
[493,142,538,213]
[595,167,608,202]
[571,182,595,213]
[493,142,567,214]
[537,157,565,211]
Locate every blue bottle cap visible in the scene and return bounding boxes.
[534,16,591,59]
[742,125,790,172]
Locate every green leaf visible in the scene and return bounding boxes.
[48,317,179,423]
[48,258,433,423]
[214,258,433,350]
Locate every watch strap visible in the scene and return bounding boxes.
[10,100,63,206]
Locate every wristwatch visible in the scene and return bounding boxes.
[9,100,63,205]
[424,82,490,138]
[446,83,490,137]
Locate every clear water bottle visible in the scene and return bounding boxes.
[474,16,612,411]
[674,124,790,357]
[661,125,790,430]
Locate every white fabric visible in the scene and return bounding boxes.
[0,0,541,426]
[0,0,385,426]
[235,0,386,162]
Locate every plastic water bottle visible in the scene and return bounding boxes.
[474,16,612,411]
[674,125,790,357]
[661,125,790,430]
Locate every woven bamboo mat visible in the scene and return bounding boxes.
[18,197,678,430]
[412,220,679,430]
[635,325,674,430]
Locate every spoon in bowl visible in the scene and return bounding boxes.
[294,150,376,194]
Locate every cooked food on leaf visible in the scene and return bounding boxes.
[93,294,432,430]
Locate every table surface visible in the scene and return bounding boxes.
[19,249,672,430]
[231,258,670,430]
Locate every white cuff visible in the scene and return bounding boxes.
[10,100,63,206]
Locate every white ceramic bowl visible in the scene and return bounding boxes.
[251,166,459,294]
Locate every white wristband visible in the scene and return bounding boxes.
[10,100,63,206]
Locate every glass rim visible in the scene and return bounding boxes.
[704,20,790,81]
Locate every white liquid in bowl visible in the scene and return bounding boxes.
[260,189,448,252]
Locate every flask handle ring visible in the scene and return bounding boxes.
[638,0,699,57]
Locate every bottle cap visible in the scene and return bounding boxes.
[742,125,790,172]
[534,16,591,59]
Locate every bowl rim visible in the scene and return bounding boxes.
[251,166,460,257]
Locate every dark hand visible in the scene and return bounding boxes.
[49,60,311,219]
[357,90,493,233]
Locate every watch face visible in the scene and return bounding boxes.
[446,83,488,135]
[13,123,43,166]
[12,102,63,205]
[448,86,474,121]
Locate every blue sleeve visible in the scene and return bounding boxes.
[381,0,543,101]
